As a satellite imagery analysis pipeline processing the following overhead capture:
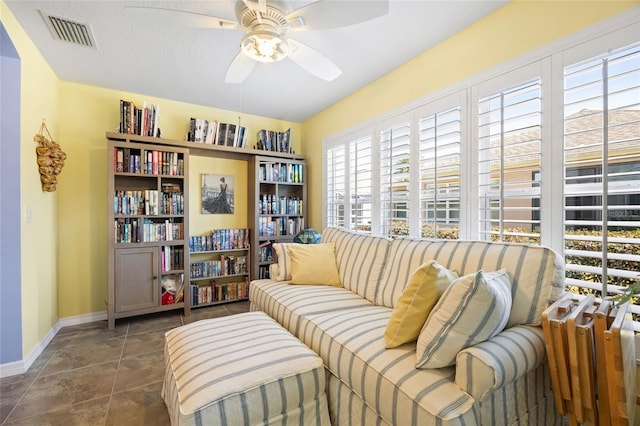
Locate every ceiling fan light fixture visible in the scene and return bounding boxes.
[241,30,288,63]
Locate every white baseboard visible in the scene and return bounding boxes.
[21,323,61,373]
[0,310,107,378]
[0,360,25,378]
[57,310,107,328]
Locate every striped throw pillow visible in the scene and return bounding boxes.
[415,269,512,369]
[272,243,302,281]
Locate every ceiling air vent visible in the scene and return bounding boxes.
[39,10,96,48]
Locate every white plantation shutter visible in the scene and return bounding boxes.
[563,42,640,301]
[349,136,373,232]
[380,121,411,237]
[418,106,461,239]
[326,145,346,228]
[477,79,543,244]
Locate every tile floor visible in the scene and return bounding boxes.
[0,301,250,425]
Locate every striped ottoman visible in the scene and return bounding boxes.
[161,311,330,426]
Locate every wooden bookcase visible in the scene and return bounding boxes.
[107,132,305,327]
[107,139,189,329]
[248,156,307,280]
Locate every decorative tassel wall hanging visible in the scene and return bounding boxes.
[34,120,66,192]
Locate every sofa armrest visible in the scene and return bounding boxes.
[455,325,546,400]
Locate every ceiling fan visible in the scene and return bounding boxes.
[126,0,389,83]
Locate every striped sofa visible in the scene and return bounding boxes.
[249,227,566,425]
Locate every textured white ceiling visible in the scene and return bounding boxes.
[5,0,509,122]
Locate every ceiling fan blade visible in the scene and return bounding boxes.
[286,0,388,31]
[242,0,267,14]
[125,6,238,29]
[225,51,257,83]
[287,39,341,81]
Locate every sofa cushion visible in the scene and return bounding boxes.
[296,306,477,425]
[249,279,373,337]
[288,243,341,286]
[415,270,512,369]
[384,261,458,348]
[376,237,564,326]
[321,227,390,303]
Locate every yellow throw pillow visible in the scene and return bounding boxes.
[287,243,342,286]
[384,261,458,348]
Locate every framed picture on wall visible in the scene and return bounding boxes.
[201,173,234,214]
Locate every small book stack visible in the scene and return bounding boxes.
[256,128,291,153]
[119,100,160,137]
[187,118,247,148]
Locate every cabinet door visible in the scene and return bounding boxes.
[115,247,159,312]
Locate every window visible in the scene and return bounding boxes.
[325,135,373,232]
[477,79,542,244]
[380,121,411,237]
[418,107,461,239]
[563,43,640,301]
[349,137,373,232]
[325,145,345,228]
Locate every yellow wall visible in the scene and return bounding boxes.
[56,82,300,317]
[300,0,639,230]
[189,156,248,236]
[1,1,60,357]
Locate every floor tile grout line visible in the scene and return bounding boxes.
[103,321,129,426]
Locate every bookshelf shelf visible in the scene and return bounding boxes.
[249,156,307,280]
[106,132,304,161]
[191,273,248,281]
[107,139,189,329]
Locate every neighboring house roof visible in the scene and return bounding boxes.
[565,108,640,164]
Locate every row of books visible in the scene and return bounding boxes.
[256,129,291,153]
[114,189,184,216]
[190,278,249,306]
[259,195,303,215]
[190,255,248,279]
[189,228,250,252]
[114,218,184,243]
[257,243,274,263]
[114,147,184,176]
[188,118,247,148]
[161,246,184,272]
[119,100,160,137]
[258,216,305,237]
[258,162,303,183]
[257,265,272,280]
